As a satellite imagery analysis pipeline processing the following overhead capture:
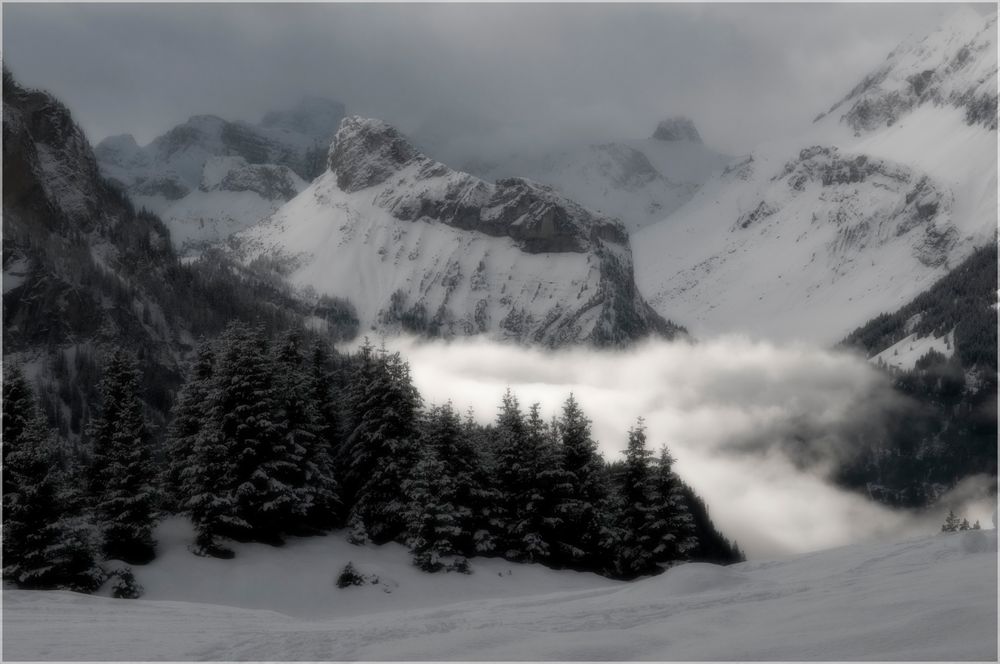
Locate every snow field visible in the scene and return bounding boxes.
[3,519,996,660]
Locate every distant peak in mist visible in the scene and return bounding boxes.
[653,116,703,143]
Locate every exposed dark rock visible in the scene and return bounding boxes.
[652,117,703,143]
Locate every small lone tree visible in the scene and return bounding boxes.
[941,509,961,532]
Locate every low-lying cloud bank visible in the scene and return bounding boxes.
[369,335,996,558]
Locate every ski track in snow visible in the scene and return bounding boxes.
[3,520,996,661]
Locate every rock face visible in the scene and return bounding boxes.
[239,116,684,347]
[328,117,420,193]
[817,10,997,132]
[652,117,703,143]
[201,156,304,201]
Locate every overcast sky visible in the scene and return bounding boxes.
[2,3,990,160]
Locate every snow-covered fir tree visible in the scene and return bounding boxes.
[165,341,215,508]
[274,331,340,533]
[416,402,491,558]
[307,340,346,528]
[3,367,104,591]
[648,444,697,563]
[342,341,422,544]
[213,323,302,544]
[614,418,658,578]
[402,436,468,573]
[491,389,538,560]
[172,341,244,557]
[87,349,160,563]
[551,394,612,569]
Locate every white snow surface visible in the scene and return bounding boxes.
[3,518,996,661]
[634,14,997,345]
[870,328,957,372]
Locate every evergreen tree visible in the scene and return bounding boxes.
[941,509,961,532]
[165,341,215,508]
[422,403,493,556]
[551,394,611,569]
[274,331,340,532]
[3,368,104,591]
[959,518,971,531]
[614,419,657,578]
[176,343,244,557]
[341,343,422,543]
[87,349,159,563]
[648,444,697,563]
[492,389,532,559]
[3,365,37,484]
[214,323,302,544]
[403,439,468,573]
[522,403,571,563]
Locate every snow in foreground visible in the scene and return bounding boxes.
[3,519,996,661]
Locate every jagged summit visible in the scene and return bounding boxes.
[322,116,629,254]
[652,117,702,143]
[328,116,421,192]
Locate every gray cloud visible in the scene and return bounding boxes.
[2,3,981,161]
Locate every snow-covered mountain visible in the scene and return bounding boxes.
[465,118,731,233]
[634,9,997,344]
[94,97,343,255]
[236,116,682,347]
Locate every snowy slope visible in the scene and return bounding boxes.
[135,156,308,256]
[870,327,956,372]
[4,521,996,660]
[634,11,997,344]
[468,119,730,233]
[236,116,680,347]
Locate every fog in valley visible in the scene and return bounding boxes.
[381,335,996,557]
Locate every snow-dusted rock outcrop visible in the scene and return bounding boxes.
[238,116,682,347]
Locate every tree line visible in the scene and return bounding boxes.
[3,322,742,594]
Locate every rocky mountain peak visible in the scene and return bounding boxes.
[327,116,421,192]
[652,117,703,143]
